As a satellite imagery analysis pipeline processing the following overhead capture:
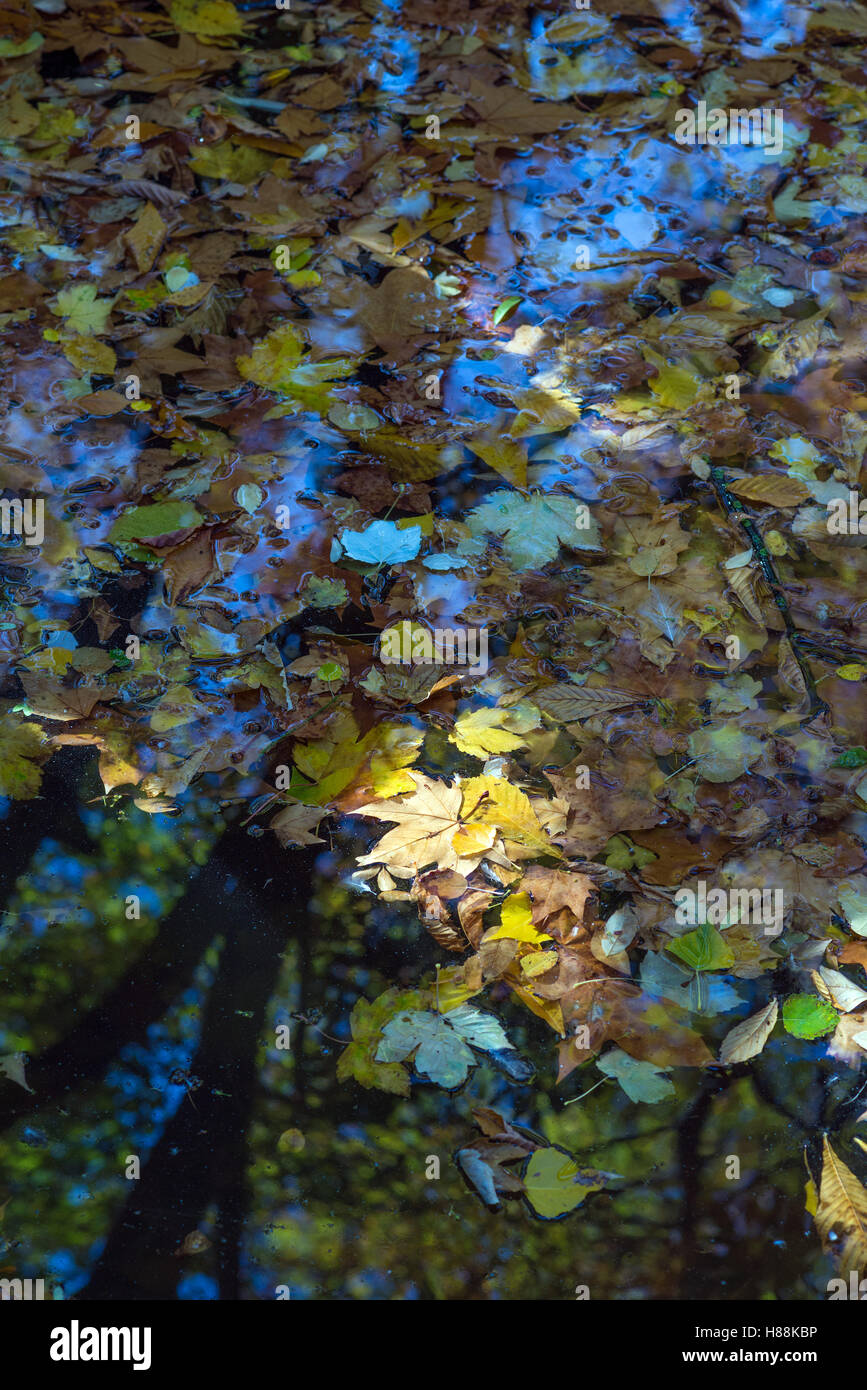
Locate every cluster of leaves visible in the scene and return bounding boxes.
[0,0,866,1266]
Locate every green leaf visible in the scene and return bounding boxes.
[337,989,421,1096]
[302,575,348,608]
[781,994,839,1039]
[492,295,523,325]
[0,32,43,57]
[523,1146,609,1219]
[596,1047,675,1103]
[109,501,203,548]
[833,747,867,768]
[666,923,735,973]
[604,834,657,870]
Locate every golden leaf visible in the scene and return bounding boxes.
[815,1137,867,1273]
[727,475,811,508]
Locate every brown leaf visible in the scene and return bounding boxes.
[125,201,167,274]
[270,802,325,847]
[718,998,778,1064]
[521,865,595,927]
[815,1136,867,1273]
[162,528,218,605]
[727,475,811,508]
[533,684,643,721]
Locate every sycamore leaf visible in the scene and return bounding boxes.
[718,999,779,1064]
[815,1136,867,1274]
[292,718,422,807]
[375,1004,517,1089]
[461,774,555,854]
[236,322,356,411]
[523,1146,611,1218]
[340,519,421,566]
[596,1048,675,1103]
[466,490,600,570]
[337,990,418,1096]
[50,283,112,335]
[352,773,495,876]
[450,708,528,759]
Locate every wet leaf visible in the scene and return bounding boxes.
[782,994,839,1040]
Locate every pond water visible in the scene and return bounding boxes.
[0,0,865,1303]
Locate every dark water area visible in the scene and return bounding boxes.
[1,0,867,1312]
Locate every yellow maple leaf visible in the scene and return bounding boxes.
[352,774,497,878]
[462,774,557,855]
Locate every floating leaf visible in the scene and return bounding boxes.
[718,999,779,1064]
[0,722,48,800]
[169,0,244,38]
[50,283,112,336]
[233,484,263,515]
[340,519,421,566]
[667,923,735,973]
[375,1004,518,1089]
[467,491,600,570]
[596,1048,675,1103]
[493,295,523,325]
[523,1146,610,1219]
[815,1136,867,1273]
[782,994,839,1039]
[483,891,552,945]
[109,501,203,548]
[687,725,763,783]
[450,708,528,760]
